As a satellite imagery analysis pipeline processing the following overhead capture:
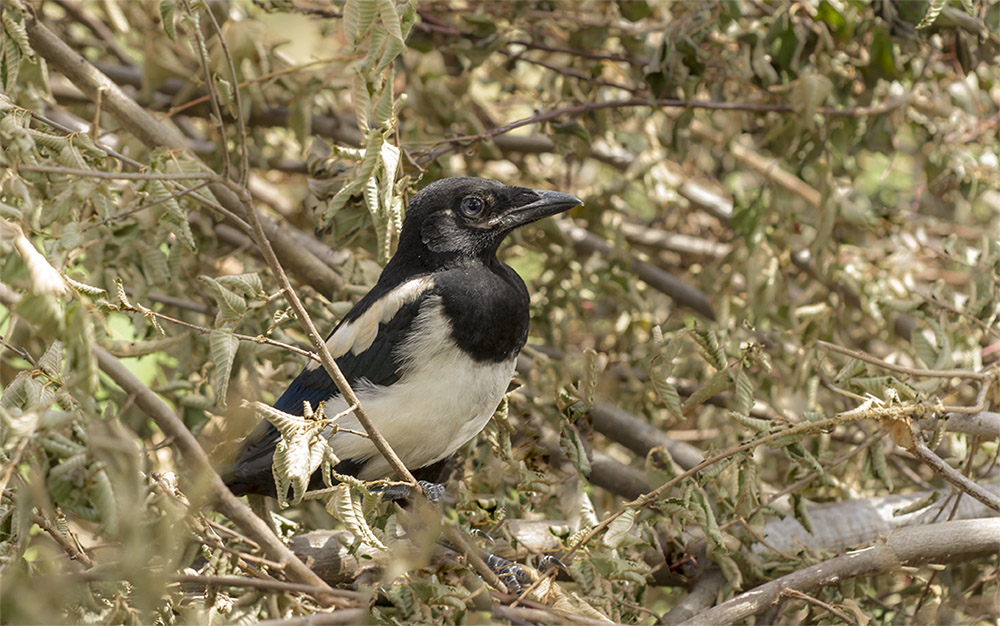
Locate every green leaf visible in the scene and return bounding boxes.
[347,0,379,49]
[893,491,940,517]
[603,508,637,548]
[377,0,404,44]
[693,489,724,550]
[215,273,265,299]
[199,275,249,324]
[136,241,170,285]
[209,329,239,407]
[289,96,312,149]
[374,78,395,129]
[916,0,947,29]
[351,73,372,133]
[559,422,591,478]
[712,551,743,589]
[645,446,679,488]
[91,464,118,538]
[866,27,897,80]
[326,484,388,552]
[691,327,726,370]
[682,369,731,411]
[617,0,653,22]
[65,301,97,393]
[815,0,847,33]
[158,0,178,41]
[866,440,893,491]
[728,410,772,432]
[733,368,754,417]
[791,492,813,534]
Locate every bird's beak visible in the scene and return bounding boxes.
[496,189,583,230]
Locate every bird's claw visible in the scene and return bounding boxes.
[538,554,568,574]
[418,480,446,503]
[373,480,445,504]
[485,552,530,596]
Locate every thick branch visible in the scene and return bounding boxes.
[678,518,1000,626]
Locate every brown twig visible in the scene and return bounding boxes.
[908,439,1000,513]
[22,11,344,296]
[418,97,909,164]
[816,339,992,381]
[181,0,232,180]
[12,164,215,181]
[118,297,319,363]
[83,181,212,231]
[781,588,858,624]
[499,49,642,93]
[202,2,250,187]
[171,573,362,600]
[91,346,338,596]
[563,405,924,561]
[33,510,97,569]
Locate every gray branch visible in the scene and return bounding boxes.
[678,518,1000,626]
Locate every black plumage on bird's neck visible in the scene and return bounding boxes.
[223,177,581,498]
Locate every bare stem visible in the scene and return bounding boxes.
[816,339,992,381]
[908,439,1000,513]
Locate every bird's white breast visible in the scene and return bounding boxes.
[320,296,515,480]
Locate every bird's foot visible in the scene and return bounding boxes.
[484,552,531,596]
[373,480,446,504]
[538,554,568,575]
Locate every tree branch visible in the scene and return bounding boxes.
[677,518,1000,626]
[907,440,1000,513]
[91,346,338,598]
[23,10,344,296]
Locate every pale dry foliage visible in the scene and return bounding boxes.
[1,1,998,624]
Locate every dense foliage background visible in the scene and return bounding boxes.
[1,0,998,624]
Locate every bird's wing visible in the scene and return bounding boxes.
[224,281,435,495]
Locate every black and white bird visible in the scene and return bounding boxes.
[224,177,581,497]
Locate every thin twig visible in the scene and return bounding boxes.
[908,439,1000,513]
[12,164,215,181]
[181,0,231,180]
[118,298,320,363]
[171,574,362,600]
[563,404,927,560]
[816,340,991,381]
[83,181,211,231]
[33,509,97,569]
[418,96,909,164]
[719,433,884,533]
[91,345,339,597]
[203,5,250,187]
[499,49,642,93]
[781,588,857,624]
[220,178,418,488]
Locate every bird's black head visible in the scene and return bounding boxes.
[394,177,581,268]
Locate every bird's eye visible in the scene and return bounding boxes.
[460,196,485,218]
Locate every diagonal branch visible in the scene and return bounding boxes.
[22,7,344,297]
[91,346,337,597]
[677,518,1000,626]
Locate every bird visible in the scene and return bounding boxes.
[223,177,581,498]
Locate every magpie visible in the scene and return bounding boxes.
[223,177,581,498]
